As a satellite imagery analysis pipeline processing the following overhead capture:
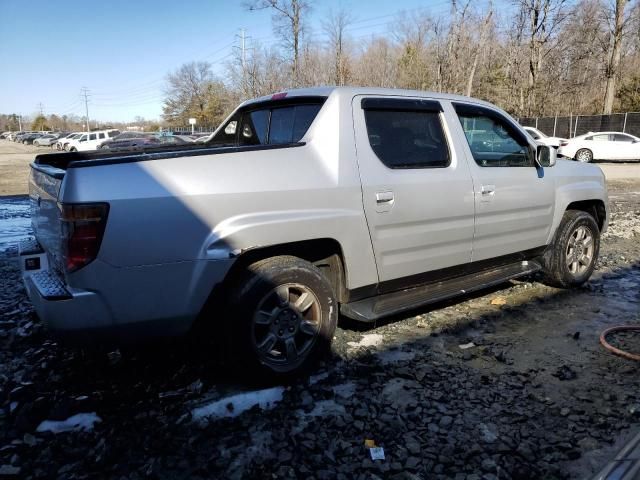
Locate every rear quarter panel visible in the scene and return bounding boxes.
[59,93,378,290]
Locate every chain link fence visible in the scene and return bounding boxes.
[518,112,640,138]
[171,126,216,134]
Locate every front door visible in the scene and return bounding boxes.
[451,103,556,262]
[353,96,475,285]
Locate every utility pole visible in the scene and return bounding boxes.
[81,87,91,132]
[17,115,22,131]
[37,102,44,116]
[234,29,252,97]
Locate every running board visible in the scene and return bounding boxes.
[341,260,541,323]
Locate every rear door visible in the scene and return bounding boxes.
[612,133,639,160]
[353,96,475,285]
[452,102,555,261]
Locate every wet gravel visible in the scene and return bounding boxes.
[0,181,639,480]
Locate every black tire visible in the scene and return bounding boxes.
[575,148,593,163]
[228,255,337,377]
[542,210,600,288]
[69,147,77,152]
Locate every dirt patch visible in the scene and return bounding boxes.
[0,140,50,196]
[0,180,638,479]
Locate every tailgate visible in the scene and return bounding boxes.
[29,164,65,272]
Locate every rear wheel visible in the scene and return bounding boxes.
[542,210,600,288]
[228,255,337,377]
[69,147,77,152]
[575,148,593,163]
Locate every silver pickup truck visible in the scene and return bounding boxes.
[20,87,608,375]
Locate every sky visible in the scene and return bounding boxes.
[0,0,493,123]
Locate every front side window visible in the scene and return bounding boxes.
[89,133,97,141]
[455,104,533,167]
[363,105,450,169]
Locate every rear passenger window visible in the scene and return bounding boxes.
[363,103,450,169]
[613,134,632,142]
[455,104,533,167]
[98,133,105,139]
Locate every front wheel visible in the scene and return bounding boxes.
[228,255,338,377]
[575,148,593,163]
[69,147,77,152]
[542,210,600,288]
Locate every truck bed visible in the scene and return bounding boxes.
[34,141,305,170]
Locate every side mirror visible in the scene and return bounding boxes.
[537,145,556,167]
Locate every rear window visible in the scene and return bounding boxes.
[210,97,325,147]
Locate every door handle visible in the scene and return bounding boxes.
[481,185,495,196]
[376,191,394,203]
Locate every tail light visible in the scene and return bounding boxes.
[60,203,109,272]
[559,140,568,147]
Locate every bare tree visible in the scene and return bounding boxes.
[515,0,568,115]
[246,0,312,87]
[466,9,493,96]
[603,0,628,113]
[323,9,353,86]
[163,62,231,127]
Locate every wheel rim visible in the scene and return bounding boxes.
[251,283,321,370]
[566,225,594,276]
[576,150,591,162]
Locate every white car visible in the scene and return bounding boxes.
[66,129,120,152]
[56,133,82,151]
[559,131,640,163]
[523,127,567,149]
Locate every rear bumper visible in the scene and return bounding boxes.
[19,238,234,341]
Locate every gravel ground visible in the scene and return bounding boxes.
[0,179,638,480]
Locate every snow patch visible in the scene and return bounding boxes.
[36,413,102,434]
[191,387,284,423]
[308,371,329,385]
[347,333,384,348]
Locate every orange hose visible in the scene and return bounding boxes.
[600,326,640,362]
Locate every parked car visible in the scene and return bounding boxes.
[102,133,192,152]
[14,132,31,142]
[54,133,81,151]
[559,131,640,163]
[33,134,60,147]
[20,87,608,376]
[523,127,567,149]
[66,129,120,152]
[0,132,12,139]
[97,131,144,149]
[20,133,44,144]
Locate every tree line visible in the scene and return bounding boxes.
[162,0,640,130]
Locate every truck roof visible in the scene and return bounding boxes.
[241,86,497,109]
